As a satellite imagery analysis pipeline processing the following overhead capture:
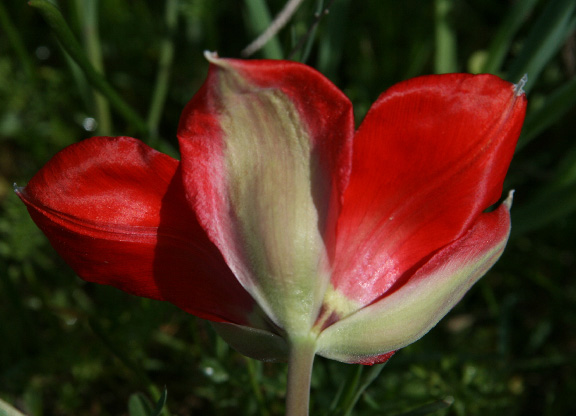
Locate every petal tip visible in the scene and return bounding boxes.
[204,50,220,63]
[514,74,528,97]
[13,182,24,194]
[504,189,514,210]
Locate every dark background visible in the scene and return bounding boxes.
[1,0,575,414]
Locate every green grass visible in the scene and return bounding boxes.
[1,0,575,414]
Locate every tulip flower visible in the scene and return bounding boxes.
[16,52,526,415]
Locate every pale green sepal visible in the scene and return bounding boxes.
[211,322,289,362]
[316,200,512,363]
[205,53,331,335]
[0,398,27,416]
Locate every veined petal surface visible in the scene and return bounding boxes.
[17,136,257,325]
[317,197,512,363]
[330,74,526,310]
[177,55,354,334]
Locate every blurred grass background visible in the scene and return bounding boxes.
[1,0,575,415]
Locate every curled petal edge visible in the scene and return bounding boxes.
[15,136,258,325]
[316,192,513,364]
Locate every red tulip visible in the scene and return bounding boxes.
[17,53,526,367]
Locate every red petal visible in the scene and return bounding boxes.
[195,57,355,197]
[332,74,526,305]
[178,57,354,238]
[318,199,512,363]
[177,57,354,331]
[17,136,256,324]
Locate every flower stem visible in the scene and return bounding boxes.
[286,337,316,416]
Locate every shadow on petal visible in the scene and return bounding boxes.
[153,166,262,326]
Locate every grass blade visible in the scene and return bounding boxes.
[316,0,350,77]
[75,0,112,136]
[481,0,539,75]
[393,397,454,416]
[28,0,148,135]
[342,363,388,416]
[242,0,284,58]
[517,77,576,151]
[506,0,576,90]
[147,0,179,142]
[151,387,168,416]
[434,0,458,74]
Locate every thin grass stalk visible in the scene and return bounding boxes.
[245,358,270,416]
[76,0,112,136]
[242,0,305,57]
[434,0,457,74]
[242,0,284,59]
[342,363,388,416]
[147,0,179,143]
[517,77,576,151]
[317,0,350,77]
[29,0,148,135]
[481,0,539,75]
[506,0,576,90]
[89,318,172,416]
[288,0,339,63]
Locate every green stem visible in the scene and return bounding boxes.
[286,337,316,416]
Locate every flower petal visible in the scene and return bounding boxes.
[17,136,258,325]
[331,74,526,307]
[177,54,354,334]
[317,196,512,364]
